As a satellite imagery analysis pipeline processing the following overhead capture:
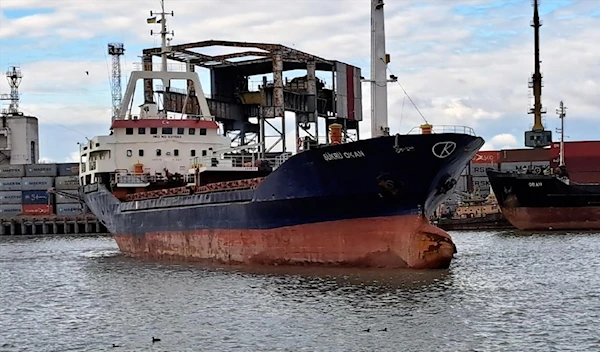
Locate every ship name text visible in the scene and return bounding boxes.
[528,182,543,188]
[394,146,415,154]
[153,135,183,139]
[322,150,365,161]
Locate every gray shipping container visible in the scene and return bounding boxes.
[0,165,25,178]
[55,175,80,190]
[473,176,491,193]
[57,163,80,176]
[21,177,54,191]
[470,163,497,177]
[0,204,23,217]
[25,164,58,177]
[55,190,79,204]
[0,191,23,204]
[499,161,550,173]
[0,177,22,191]
[56,203,83,216]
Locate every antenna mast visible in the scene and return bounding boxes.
[108,43,125,121]
[524,0,552,148]
[556,101,567,167]
[149,0,174,72]
[369,0,390,138]
[0,66,23,115]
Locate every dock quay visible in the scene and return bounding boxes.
[0,215,107,236]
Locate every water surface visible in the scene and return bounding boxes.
[1,231,598,351]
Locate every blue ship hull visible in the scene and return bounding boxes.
[83,133,484,268]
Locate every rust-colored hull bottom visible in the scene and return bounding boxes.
[501,206,600,231]
[113,215,456,269]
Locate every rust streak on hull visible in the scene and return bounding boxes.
[113,215,455,269]
[501,206,600,231]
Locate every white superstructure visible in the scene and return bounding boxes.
[79,0,270,187]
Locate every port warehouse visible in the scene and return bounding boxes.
[445,140,600,211]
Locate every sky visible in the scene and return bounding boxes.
[0,0,598,163]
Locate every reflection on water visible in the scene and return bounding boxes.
[1,232,599,352]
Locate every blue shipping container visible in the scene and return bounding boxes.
[22,190,50,204]
[57,163,80,176]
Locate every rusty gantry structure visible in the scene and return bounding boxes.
[141,40,363,155]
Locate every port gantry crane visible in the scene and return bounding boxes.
[525,0,552,148]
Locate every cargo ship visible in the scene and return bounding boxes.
[79,0,484,269]
[487,169,600,231]
[486,0,600,231]
[487,104,600,231]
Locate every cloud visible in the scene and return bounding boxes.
[0,0,598,163]
[66,151,80,162]
[483,133,519,151]
[22,104,111,126]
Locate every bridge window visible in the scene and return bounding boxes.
[126,128,134,135]
[200,128,207,135]
[191,149,196,157]
[174,149,179,156]
[162,127,173,134]
[189,128,196,135]
[177,128,184,135]
[156,149,161,156]
[126,149,132,157]
[202,150,207,156]
[138,127,146,134]
[139,149,144,157]
[150,127,158,135]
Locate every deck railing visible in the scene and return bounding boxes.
[406,125,476,136]
[115,172,196,185]
[190,152,292,170]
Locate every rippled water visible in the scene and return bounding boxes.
[1,231,599,352]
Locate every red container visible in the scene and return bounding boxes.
[21,204,52,216]
[499,148,550,162]
[550,141,600,159]
[569,171,600,184]
[472,151,500,164]
[564,156,600,172]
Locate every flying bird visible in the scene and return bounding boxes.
[85,71,89,75]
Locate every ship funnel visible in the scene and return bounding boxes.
[329,123,343,145]
[420,123,433,135]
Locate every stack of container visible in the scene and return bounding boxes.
[0,162,86,217]
[0,165,27,217]
[498,148,550,173]
[55,163,83,216]
[21,164,55,215]
[469,151,500,197]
